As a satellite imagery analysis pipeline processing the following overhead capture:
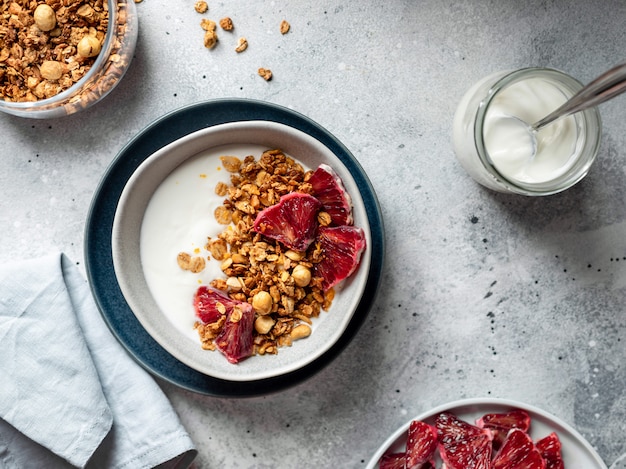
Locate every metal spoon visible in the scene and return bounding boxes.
[511,62,626,158]
[531,62,626,131]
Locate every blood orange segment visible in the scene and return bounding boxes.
[491,428,546,469]
[536,432,565,469]
[194,286,238,324]
[476,409,532,450]
[193,286,255,364]
[378,453,406,469]
[435,411,493,469]
[253,192,322,251]
[313,225,366,291]
[215,301,255,364]
[476,409,531,432]
[308,163,354,226]
[406,420,438,467]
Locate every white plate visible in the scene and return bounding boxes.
[112,120,372,382]
[366,398,607,469]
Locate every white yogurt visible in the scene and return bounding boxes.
[483,78,578,184]
[452,68,602,195]
[140,144,267,340]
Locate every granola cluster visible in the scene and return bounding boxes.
[192,2,289,80]
[0,0,109,102]
[182,150,336,356]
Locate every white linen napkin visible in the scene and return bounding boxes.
[0,253,197,468]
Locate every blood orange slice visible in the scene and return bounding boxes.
[536,432,565,469]
[215,300,255,364]
[253,192,322,251]
[313,225,366,291]
[476,409,531,450]
[435,412,493,469]
[476,409,531,432]
[492,428,546,469]
[378,453,406,469]
[406,420,438,467]
[194,286,239,324]
[308,163,354,226]
[193,286,255,364]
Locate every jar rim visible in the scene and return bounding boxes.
[472,67,602,196]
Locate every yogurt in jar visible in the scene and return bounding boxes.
[453,68,602,196]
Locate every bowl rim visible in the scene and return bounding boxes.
[111,119,373,382]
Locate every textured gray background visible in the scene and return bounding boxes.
[2,0,626,467]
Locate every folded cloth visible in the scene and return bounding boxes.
[0,253,197,469]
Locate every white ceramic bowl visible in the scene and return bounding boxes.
[112,120,372,382]
[366,398,607,469]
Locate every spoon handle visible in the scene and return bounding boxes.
[532,62,626,130]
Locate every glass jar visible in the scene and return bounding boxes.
[0,0,138,119]
[452,68,602,196]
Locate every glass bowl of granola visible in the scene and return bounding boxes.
[0,0,137,119]
[110,119,374,383]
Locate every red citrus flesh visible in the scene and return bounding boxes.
[476,409,531,432]
[378,453,406,469]
[491,428,546,469]
[215,301,255,364]
[193,286,255,364]
[406,420,438,467]
[313,225,366,291]
[253,192,322,251]
[194,286,238,324]
[308,163,354,226]
[536,432,565,469]
[435,412,493,469]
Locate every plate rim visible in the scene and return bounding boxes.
[84,98,385,396]
[365,397,608,469]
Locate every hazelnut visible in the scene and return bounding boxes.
[290,324,311,340]
[252,291,273,315]
[292,264,311,287]
[254,316,275,335]
[39,61,64,81]
[77,35,102,58]
[33,4,56,32]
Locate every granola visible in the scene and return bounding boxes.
[0,0,109,102]
[180,150,336,357]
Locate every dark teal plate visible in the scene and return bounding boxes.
[84,99,384,397]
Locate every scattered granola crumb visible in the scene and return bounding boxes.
[258,68,273,81]
[219,17,234,31]
[177,252,207,273]
[204,30,218,49]
[134,0,143,3]
[200,19,217,31]
[194,1,208,14]
[235,37,248,53]
[280,20,290,34]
